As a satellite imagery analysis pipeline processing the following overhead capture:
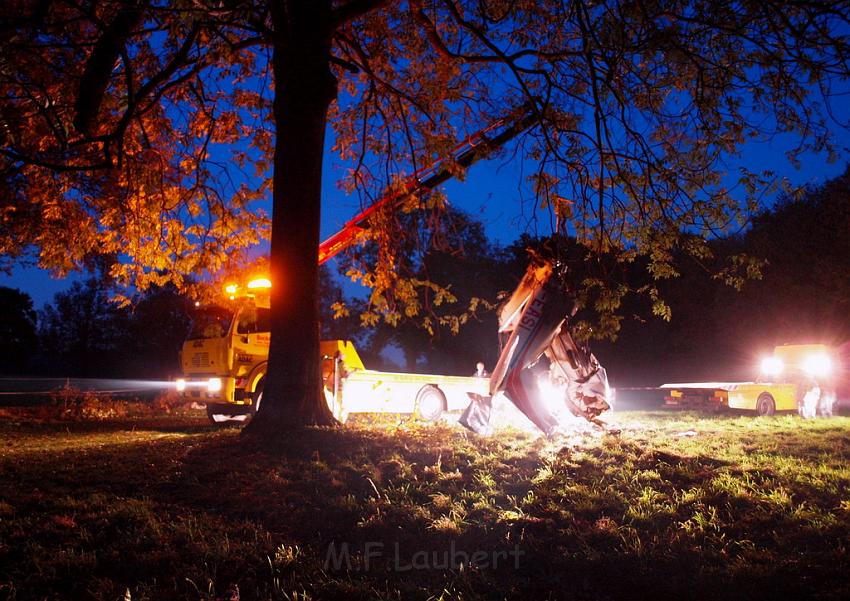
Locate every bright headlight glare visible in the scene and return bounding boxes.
[761,356,784,376]
[175,379,186,392]
[803,353,832,377]
[207,378,223,392]
[537,375,565,417]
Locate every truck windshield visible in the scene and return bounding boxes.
[187,306,234,340]
[236,305,271,334]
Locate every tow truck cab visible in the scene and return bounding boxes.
[663,344,838,416]
[176,298,270,417]
[176,286,488,424]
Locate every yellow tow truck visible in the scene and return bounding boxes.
[176,105,541,424]
[662,344,837,416]
[176,278,488,423]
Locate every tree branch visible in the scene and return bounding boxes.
[74,1,150,135]
[332,0,389,26]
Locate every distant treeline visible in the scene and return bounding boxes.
[0,282,193,379]
[596,166,850,385]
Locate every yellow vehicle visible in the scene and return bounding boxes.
[176,279,488,423]
[175,106,538,424]
[321,339,489,423]
[662,344,837,416]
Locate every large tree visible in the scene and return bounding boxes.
[2,1,849,432]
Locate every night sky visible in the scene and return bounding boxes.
[3,118,848,309]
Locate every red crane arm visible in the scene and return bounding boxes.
[317,104,538,265]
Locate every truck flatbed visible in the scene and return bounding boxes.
[662,381,798,415]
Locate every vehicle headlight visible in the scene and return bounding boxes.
[761,356,784,377]
[207,378,223,392]
[803,353,832,377]
[175,378,187,392]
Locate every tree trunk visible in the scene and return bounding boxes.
[246,0,338,435]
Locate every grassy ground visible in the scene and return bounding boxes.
[0,406,848,601]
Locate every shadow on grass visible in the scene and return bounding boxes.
[1,416,849,600]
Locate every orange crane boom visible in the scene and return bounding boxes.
[317,103,538,264]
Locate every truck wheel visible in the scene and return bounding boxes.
[251,380,264,417]
[415,385,446,421]
[756,393,776,416]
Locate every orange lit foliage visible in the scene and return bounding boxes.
[2,1,848,430]
[0,2,270,299]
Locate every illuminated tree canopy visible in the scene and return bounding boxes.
[1,0,848,429]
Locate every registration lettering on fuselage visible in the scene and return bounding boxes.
[518,292,547,332]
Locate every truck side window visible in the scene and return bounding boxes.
[256,308,270,332]
[187,306,233,340]
[237,307,257,334]
[237,307,271,334]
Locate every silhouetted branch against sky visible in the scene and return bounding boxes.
[1,0,848,305]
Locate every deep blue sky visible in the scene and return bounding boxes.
[2,122,848,309]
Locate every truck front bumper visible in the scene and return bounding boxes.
[175,376,247,405]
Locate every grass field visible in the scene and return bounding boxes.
[0,404,848,600]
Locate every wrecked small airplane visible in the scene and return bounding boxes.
[461,256,612,436]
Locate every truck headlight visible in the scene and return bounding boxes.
[207,378,223,392]
[803,353,832,377]
[761,356,784,377]
[175,378,187,392]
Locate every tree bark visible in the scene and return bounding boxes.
[247,0,338,434]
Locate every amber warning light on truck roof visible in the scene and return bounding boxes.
[223,279,271,299]
[247,278,271,289]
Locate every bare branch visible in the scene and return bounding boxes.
[332,0,389,26]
